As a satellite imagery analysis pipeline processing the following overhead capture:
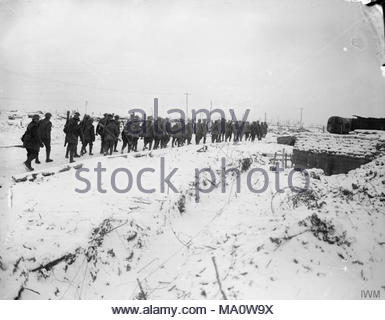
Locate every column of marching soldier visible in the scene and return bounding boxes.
[21,112,268,171]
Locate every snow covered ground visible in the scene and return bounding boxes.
[0,116,384,300]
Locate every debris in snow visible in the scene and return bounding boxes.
[298,214,351,247]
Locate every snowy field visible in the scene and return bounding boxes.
[0,117,384,299]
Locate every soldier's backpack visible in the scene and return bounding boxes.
[21,130,31,146]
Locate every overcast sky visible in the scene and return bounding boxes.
[0,0,384,124]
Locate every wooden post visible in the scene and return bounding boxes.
[211,257,227,300]
[281,148,285,168]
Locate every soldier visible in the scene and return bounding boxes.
[239,121,245,141]
[202,119,208,144]
[256,121,262,141]
[261,122,267,138]
[79,114,90,155]
[96,113,108,154]
[79,114,89,134]
[179,118,186,146]
[243,121,251,141]
[171,119,185,147]
[81,117,95,155]
[171,120,179,147]
[211,119,220,143]
[177,118,185,146]
[152,117,160,150]
[22,114,43,171]
[64,112,81,163]
[38,112,53,162]
[220,117,226,142]
[233,120,241,142]
[113,115,120,152]
[250,121,257,141]
[103,114,119,156]
[70,114,83,158]
[153,117,164,150]
[186,119,193,145]
[121,116,135,153]
[121,115,134,153]
[161,117,170,148]
[143,116,154,150]
[225,120,233,142]
[195,119,203,144]
[264,122,268,137]
[129,115,141,152]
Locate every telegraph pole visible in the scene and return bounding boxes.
[264,112,267,123]
[85,100,88,114]
[184,93,190,118]
[154,97,158,119]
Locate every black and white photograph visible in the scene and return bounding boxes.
[0,0,384,317]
